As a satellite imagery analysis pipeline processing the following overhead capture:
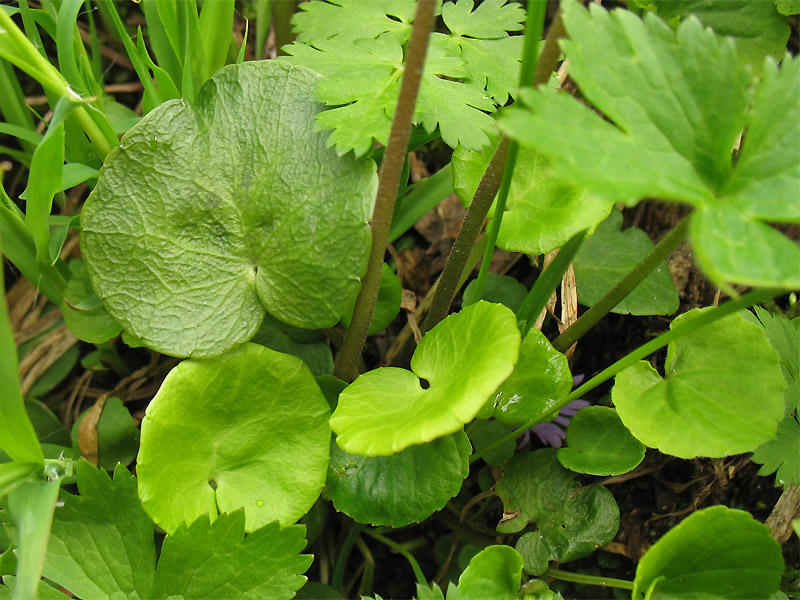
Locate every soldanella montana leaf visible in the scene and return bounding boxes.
[81,60,376,358]
[500,1,800,290]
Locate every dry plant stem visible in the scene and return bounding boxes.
[423,138,509,332]
[333,0,437,383]
[552,216,690,352]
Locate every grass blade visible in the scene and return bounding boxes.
[198,0,234,78]
[254,0,271,59]
[0,462,39,499]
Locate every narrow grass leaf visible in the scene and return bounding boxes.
[198,0,234,79]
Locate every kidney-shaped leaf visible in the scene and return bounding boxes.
[612,309,785,459]
[137,343,331,534]
[329,301,520,455]
[81,60,377,358]
[633,505,784,599]
[325,431,471,527]
[447,545,523,600]
[496,449,619,576]
[557,406,645,476]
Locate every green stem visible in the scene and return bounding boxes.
[516,230,586,338]
[423,138,509,331]
[470,287,782,463]
[553,216,690,353]
[333,0,437,382]
[364,530,427,587]
[467,0,551,305]
[332,522,364,592]
[545,567,634,590]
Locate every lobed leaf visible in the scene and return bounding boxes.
[612,309,785,459]
[329,301,520,455]
[81,61,376,358]
[137,343,331,534]
[495,449,619,575]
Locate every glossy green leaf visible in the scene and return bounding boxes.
[325,431,471,527]
[557,406,645,476]
[573,209,678,316]
[0,244,43,465]
[500,3,800,289]
[137,343,330,534]
[447,545,523,600]
[151,512,311,600]
[61,260,122,345]
[7,479,59,600]
[469,420,515,467]
[70,398,140,470]
[452,136,612,255]
[251,313,333,376]
[462,273,527,313]
[80,60,376,358]
[612,309,785,459]
[633,505,783,599]
[43,462,155,599]
[340,263,402,336]
[636,1,790,72]
[496,450,618,576]
[490,330,572,427]
[329,301,520,455]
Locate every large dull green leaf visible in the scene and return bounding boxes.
[81,60,376,358]
[43,462,155,599]
[573,209,679,316]
[634,1,790,72]
[446,545,523,600]
[633,506,783,599]
[137,343,330,534]
[500,2,800,289]
[489,329,572,427]
[612,309,785,459]
[325,431,471,527]
[452,135,612,255]
[557,406,645,476]
[151,512,311,600]
[495,449,618,576]
[329,301,520,455]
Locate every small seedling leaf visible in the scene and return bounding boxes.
[325,431,471,527]
[633,505,784,599]
[329,301,520,455]
[81,61,376,358]
[137,343,330,534]
[151,512,311,600]
[557,406,645,476]
[490,330,572,427]
[495,449,619,575]
[573,209,679,316]
[453,135,612,255]
[612,309,785,458]
[42,461,155,599]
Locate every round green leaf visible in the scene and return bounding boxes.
[71,397,140,470]
[325,431,471,527]
[573,209,678,315]
[453,136,612,255]
[329,301,520,455]
[491,330,572,427]
[633,505,784,599]
[557,406,645,476]
[612,309,785,459]
[340,263,402,335]
[137,343,330,534]
[81,61,376,358]
[453,545,523,600]
[252,313,333,376]
[462,273,527,312]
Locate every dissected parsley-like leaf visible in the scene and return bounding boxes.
[151,512,311,599]
[285,0,525,156]
[500,2,800,289]
[42,461,155,599]
[751,414,800,490]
